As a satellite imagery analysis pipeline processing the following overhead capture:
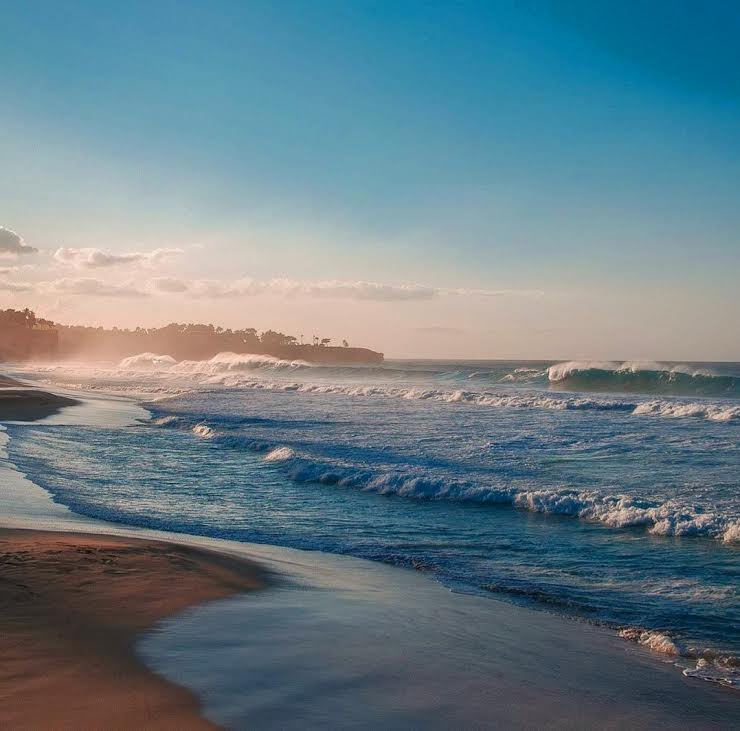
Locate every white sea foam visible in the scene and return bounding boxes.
[171,352,312,375]
[192,423,216,439]
[184,373,737,423]
[118,352,178,370]
[264,446,296,462]
[237,441,739,543]
[619,628,681,656]
[509,490,733,539]
[619,628,740,689]
[548,361,622,382]
[633,400,739,422]
[499,367,548,382]
[683,659,740,690]
[152,415,180,426]
[199,375,636,413]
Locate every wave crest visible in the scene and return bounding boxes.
[548,361,740,398]
[196,432,739,544]
[192,423,216,439]
[119,352,178,370]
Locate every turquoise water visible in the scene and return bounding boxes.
[8,357,740,687]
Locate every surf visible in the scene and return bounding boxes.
[548,361,740,397]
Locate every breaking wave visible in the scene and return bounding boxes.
[498,367,548,383]
[276,456,740,543]
[203,377,635,412]
[119,351,312,375]
[35,354,739,423]
[264,446,296,462]
[156,419,739,544]
[632,400,739,422]
[192,423,216,439]
[118,352,178,370]
[549,361,740,398]
[162,374,738,422]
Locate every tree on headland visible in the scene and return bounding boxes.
[0,308,42,329]
[260,330,296,349]
[0,307,382,364]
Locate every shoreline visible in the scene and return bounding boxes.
[0,528,264,729]
[1,373,739,727]
[0,386,265,728]
[0,383,80,422]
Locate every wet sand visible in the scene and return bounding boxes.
[0,529,264,729]
[0,388,80,421]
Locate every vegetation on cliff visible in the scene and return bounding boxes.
[0,308,383,364]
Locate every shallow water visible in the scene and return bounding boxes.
[8,356,740,687]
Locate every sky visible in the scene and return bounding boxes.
[1,0,738,360]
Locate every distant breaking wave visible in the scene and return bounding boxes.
[32,353,740,422]
[548,361,740,398]
[119,352,178,369]
[205,379,738,421]
[119,351,313,374]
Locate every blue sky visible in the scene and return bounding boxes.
[1,1,738,358]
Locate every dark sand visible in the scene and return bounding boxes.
[0,389,80,421]
[0,529,264,729]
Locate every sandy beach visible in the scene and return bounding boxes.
[0,528,263,729]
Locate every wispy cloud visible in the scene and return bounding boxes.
[53,247,184,269]
[150,277,542,302]
[0,279,35,292]
[150,276,190,293]
[0,227,38,258]
[410,325,467,334]
[39,277,149,298]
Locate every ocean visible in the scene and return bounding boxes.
[7,355,739,689]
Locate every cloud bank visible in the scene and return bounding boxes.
[53,247,184,269]
[0,227,38,257]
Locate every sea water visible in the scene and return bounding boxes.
[6,356,739,687]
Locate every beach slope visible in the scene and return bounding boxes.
[0,384,80,421]
[0,529,264,729]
